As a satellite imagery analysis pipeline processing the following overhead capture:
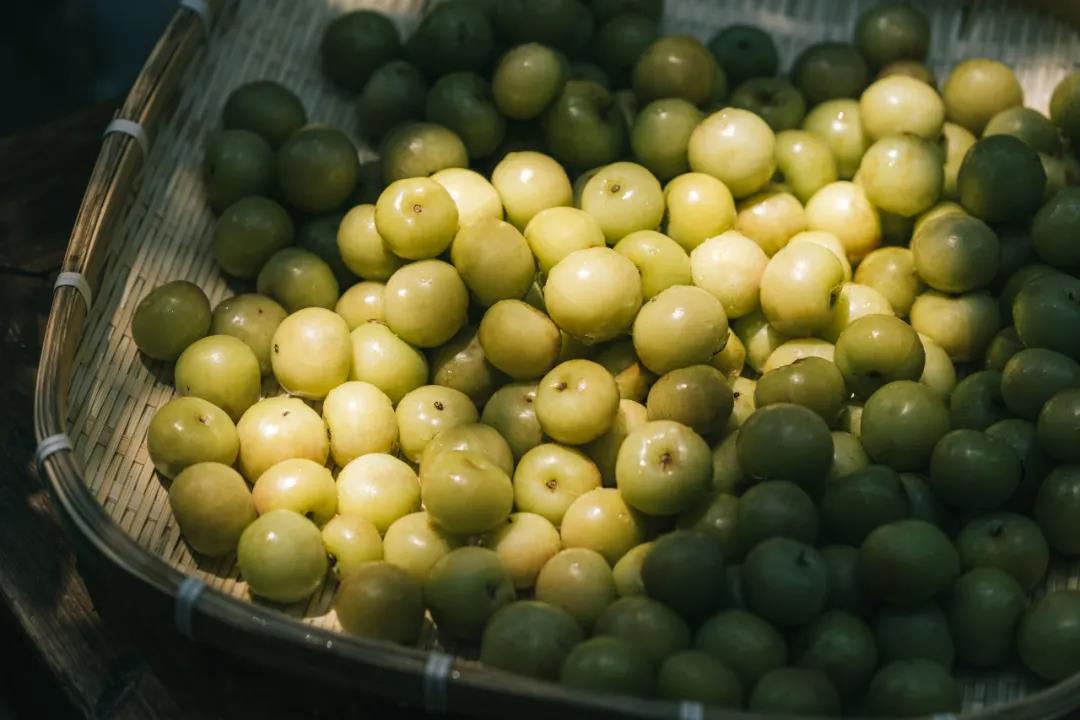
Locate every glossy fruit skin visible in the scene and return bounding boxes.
[336,204,403,282]
[632,286,728,375]
[223,80,306,149]
[348,323,428,404]
[175,335,261,421]
[804,181,882,264]
[1001,348,1080,421]
[613,231,691,303]
[320,10,400,90]
[911,212,1000,294]
[695,609,786,688]
[874,602,954,668]
[820,545,865,616]
[688,108,776,199]
[335,562,423,644]
[480,601,583,680]
[984,106,1062,156]
[947,567,1025,667]
[147,397,238,479]
[478,301,560,381]
[559,636,656,697]
[749,668,840,716]
[560,486,646,566]
[863,660,961,716]
[642,530,726,622]
[131,281,211,361]
[237,509,328,603]
[407,1,493,77]
[168,462,256,557]
[754,357,846,425]
[335,282,384,330]
[859,134,943,218]
[425,546,514,641]
[580,161,665,245]
[856,3,930,69]
[986,418,1053,511]
[235,397,328,482]
[793,42,869,107]
[383,260,469,348]
[491,151,572,230]
[859,519,959,605]
[911,290,1000,363]
[252,458,337,526]
[734,189,807,259]
[630,99,703,181]
[792,610,877,698]
[1035,465,1080,554]
[737,404,833,493]
[203,130,274,212]
[803,99,868,180]
[1017,590,1080,681]
[380,122,469,184]
[760,241,845,337]
[1014,274,1080,362]
[374,178,459,262]
[213,196,294,280]
[958,135,1046,224]
[859,76,944,142]
[256,248,340,313]
[544,248,643,345]
[821,465,909,546]
[337,453,421,533]
[534,359,619,445]
[656,650,742,706]
[615,419,712,516]
[451,221,534,308]
[322,514,383,580]
[382,511,460,583]
[270,307,351,400]
[632,35,716,105]
[1033,187,1080,270]
[276,126,359,214]
[536,547,617,629]
[943,58,1023,134]
[491,43,566,121]
[211,294,287,376]
[834,314,925,400]
[479,512,561,590]
[775,130,839,204]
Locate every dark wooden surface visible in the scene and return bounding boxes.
[0,100,188,720]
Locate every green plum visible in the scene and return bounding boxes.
[593,13,659,88]
[203,130,274,212]
[943,58,1023,134]
[175,335,260,421]
[695,609,786,689]
[793,42,869,106]
[492,43,567,121]
[911,289,1001,363]
[256,248,339,312]
[984,106,1062,155]
[384,260,468,348]
[276,126,358,214]
[491,150,572,230]
[688,108,776,199]
[580,161,665,244]
[374,177,458,261]
[775,130,839,204]
[338,453,420,534]
[642,530,725,622]
[874,602,954,668]
[615,419,711,516]
[131,280,211,361]
[738,403,833,491]
[223,80,306,149]
[1001,348,1080,420]
[452,218,535,306]
[803,99,869,180]
[1051,71,1080,146]
[737,480,819,551]
[821,465,910,546]
[397,385,478,463]
[929,429,1020,513]
[543,81,626,172]
[348,322,427,404]
[524,206,605,274]
[425,546,514,641]
[407,1,493,76]
[335,562,423,643]
[237,509,327,603]
[324,381,398,466]
[743,537,828,627]
[632,35,715,105]
[755,357,846,424]
[822,545,866,616]
[860,76,945,141]
[335,282,384,330]
[379,122,469,184]
[432,167,503,226]
[480,601,583,680]
[613,230,691,300]
[855,2,930,69]
[657,651,743,706]
[863,660,961,716]
[561,487,646,565]
[425,72,504,158]
[949,370,1008,430]
[957,135,1046,224]
[707,25,778,87]
[859,134,943,218]
[356,60,427,139]
[791,611,878,698]
[646,365,733,436]
[630,99,703,181]
[147,397,238,479]
[730,78,806,132]
[252,458,337,526]
[1017,590,1080,681]
[168,462,256,557]
[559,637,656,697]
[213,196,294,279]
[734,189,807,259]
[947,567,1026,667]
[859,519,959,605]
[805,181,882,264]
[322,515,383,580]
[1033,187,1080,270]
[1034,465,1080,553]
[382,511,460,583]
[834,314,925,399]
[535,547,617,629]
[594,596,690,664]
[320,10,401,90]
[1013,273,1080,361]
[544,248,643,344]
[482,381,544,461]
[336,204,404,282]
[664,173,737,252]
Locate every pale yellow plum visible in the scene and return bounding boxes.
[734,190,807,257]
[910,290,1001,363]
[726,376,758,433]
[147,397,238,479]
[396,385,478,462]
[322,514,383,579]
[536,359,621,445]
[582,399,649,487]
[337,204,405,282]
[734,309,791,373]
[270,308,351,400]
[918,333,958,400]
[616,420,712,516]
[860,76,946,140]
[760,241,846,337]
[429,325,506,407]
[913,201,967,238]
[349,322,428,404]
[560,487,647,565]
[820,282,894,343]
[382,511,461,583]
[633,285,729,375]
[853,246,924,317]
[712,430,746,495]
[859,134,944,217]
[175,335,261,421]
[334,562,423,643]
[421,423,514,477]
[252,458,337,526]
[491,151,573,230]
[513,443,603,525]
[430,167,504,226]
[481,381,544,460]
[613,541,654,597]
[690,230,769,319]
[580,162,666,244]
[322,381,397,466]
[805,181,882,263]
[789,231,852,281]
[451,218,536,306]
[335,282,385,329]
[544,247,643,344]
[762,338,836,373]
[237,509,327,603]
[478,300,561,381]
[663,173,737,252]
[211,294,288,375]
[942,123,977,200]
[613,230,691,300]
[169,462,256,557]
[236,396,329,482]
[374,177,459,260]
[421,450,513,534]
[775,130,839,204]
[827,431,871,482]
[803,99,869,179]
[383,260,469,348]
[712,330,747,380]
[688,108,776,198]
[524,207,605,274]
[943,58,1023,134]
[535,548,617,628]
[337,453,421,533]
[479,512,563,589]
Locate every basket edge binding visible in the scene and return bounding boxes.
[28,1,1080,719]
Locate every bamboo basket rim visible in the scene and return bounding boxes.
[31,1,1080,718]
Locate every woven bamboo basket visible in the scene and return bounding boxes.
[32,0,1080,717]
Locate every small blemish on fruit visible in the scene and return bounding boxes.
[434,401,445,410]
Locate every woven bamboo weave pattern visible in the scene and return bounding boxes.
[63,0,1080,709]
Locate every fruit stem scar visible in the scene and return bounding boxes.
[434,401,445,410]
[413,203,423,213]
[660,452,673,470]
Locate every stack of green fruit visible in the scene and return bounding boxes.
[129,0,1080,715]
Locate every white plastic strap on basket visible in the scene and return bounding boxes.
[35,433,73,468]
[179,0,211,34]
[103,118,150,158]
[677,701,705,720]
[174,576,208,639]
[53,272,92,313]
[422,651,454,713]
